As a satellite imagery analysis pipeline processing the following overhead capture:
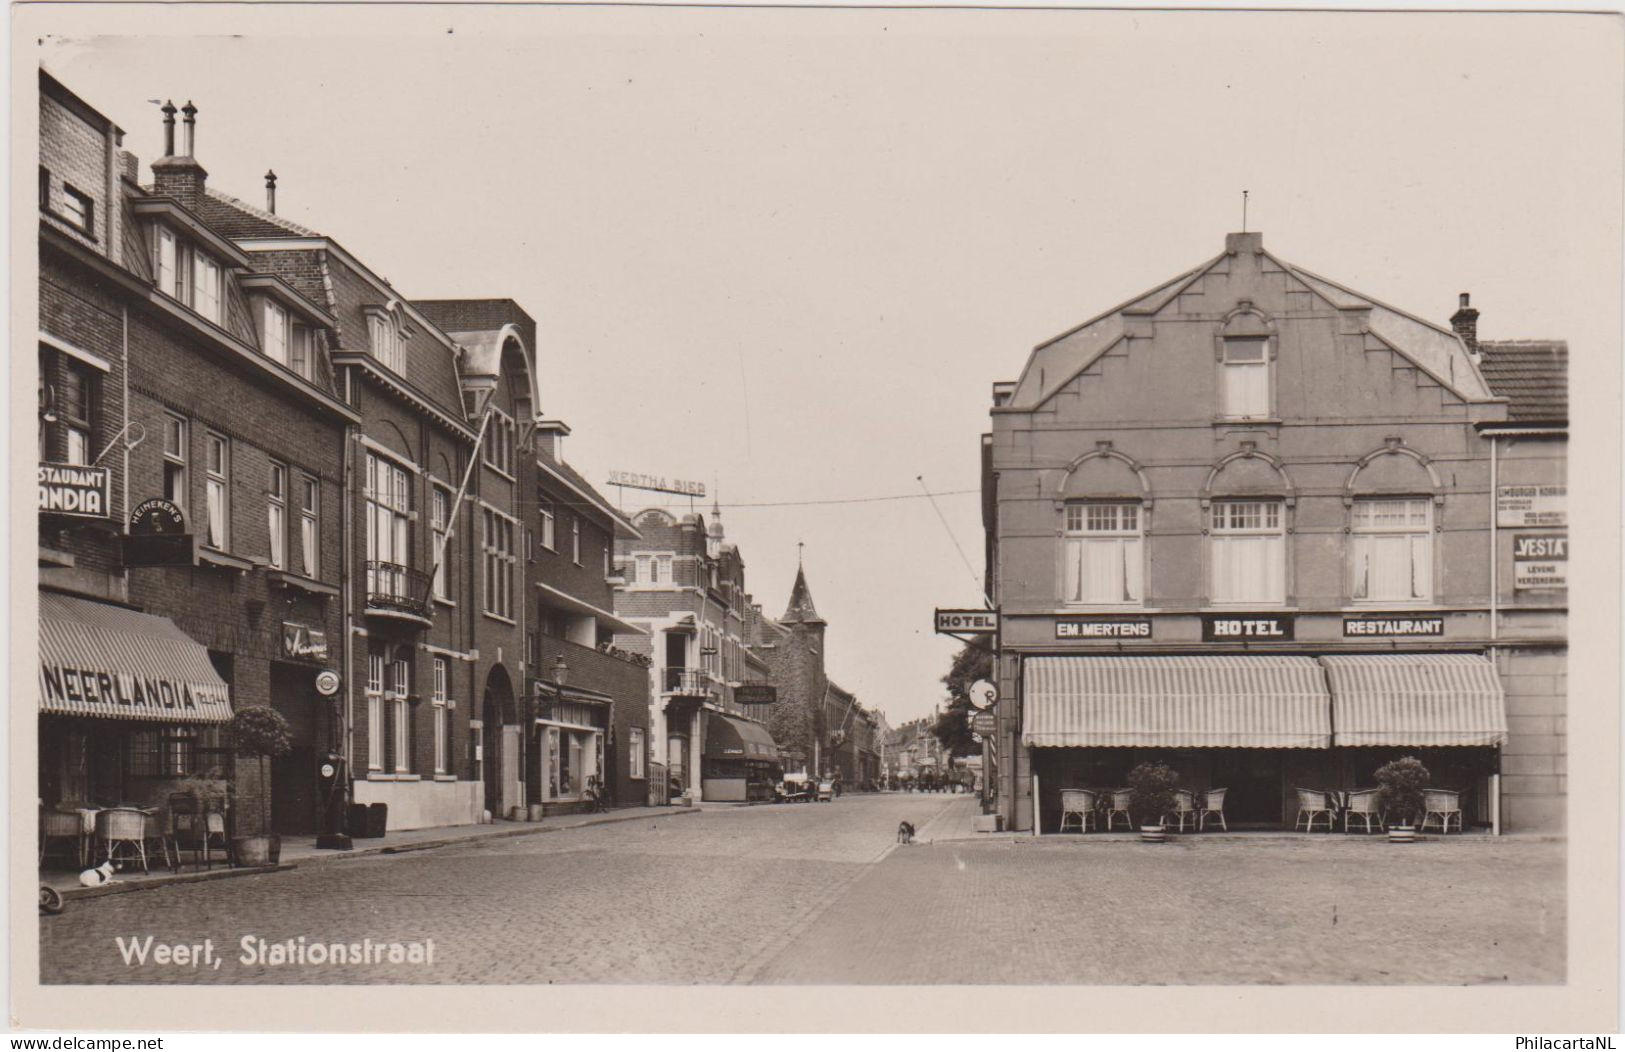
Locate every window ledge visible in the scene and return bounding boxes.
[367,772,422,782]
[433,774,457,782]
[198,548,254,572]
[433,596,457,608]
[482,612,517,627]
[1213,417,1282,426]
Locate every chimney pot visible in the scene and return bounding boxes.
[180,101,197,156]
[160,100,177,157]
[265,170,278,214]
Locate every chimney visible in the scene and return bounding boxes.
[118,150,139,184]
[265,170,278,214]
[1451,292,1480,357]
[150,99,208,210]
[1225,231,1264,255]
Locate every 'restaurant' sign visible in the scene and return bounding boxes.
[1202,615,1294,641]
[1513,532,1567,590]
[38,463,111,518]
[935,609,996,634]
[606,470,705,498]
[1497,485,1566,527]
[1056,618,1152,639]
[281,622,330,662]
[1343,616,1445,637]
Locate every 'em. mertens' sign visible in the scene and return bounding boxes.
[606,470,705,498]
[1497,485,1566,527]
[935,609,996,634]
[38,463,110,518]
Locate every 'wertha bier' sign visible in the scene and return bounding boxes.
[606,470,705,498]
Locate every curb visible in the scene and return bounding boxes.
[926,831,1567,846]
[51,806,704,902]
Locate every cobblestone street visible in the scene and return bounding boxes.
[40,793,1563,985]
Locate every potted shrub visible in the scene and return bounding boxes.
[228,706,292,865]
[1127,761,1180,843]
[1374,756,1430,842]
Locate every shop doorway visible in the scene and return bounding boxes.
[1210,752,1285,826]
[482,665,519,817]
[270,663,320,835]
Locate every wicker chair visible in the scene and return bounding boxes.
[39,809,86,868]
[95,807,151,873]
[143,810,176,871]
[1164,789,1198,833]
[1343,789,1385,834]
[1420,789,1463,834]
[1198,788,1228,831]
[1293,788,1335,832]
[1058,789,1098,833]
[1104,789,1135,831]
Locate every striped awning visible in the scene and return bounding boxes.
[38,592,233,724]
[1022,655,1332,748]
[1320,654,1507,747]
[704,713,781,762]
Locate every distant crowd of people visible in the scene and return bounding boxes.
[886,771,974,794]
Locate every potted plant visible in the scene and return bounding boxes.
[1374,756,1430,842]
[228,706,292,866]
[1127,761,1180,843]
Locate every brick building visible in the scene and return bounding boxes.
[38,72,354,843]
[613,505,779,802]
[983,231,1567,833]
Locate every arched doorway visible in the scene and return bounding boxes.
[482,665,518,817]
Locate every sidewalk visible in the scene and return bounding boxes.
[43,803,702,901]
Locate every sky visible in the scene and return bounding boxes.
[29,5,1621,727]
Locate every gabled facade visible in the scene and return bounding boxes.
[38,72,355,838]
[985,231,1566,833]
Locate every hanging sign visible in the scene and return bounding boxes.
[970,711,997,737]
[282,622,331,662]
[734,684,777,705]
[314,669,341,696]
[967,680,997,710]
[38,463,111,518]
[1513,533,1567,590]
[1056,617,1152,639]
[1202,614,1294,641]
[1497,485,1566,528]
[935,609,996,634]
[123,498,195,567]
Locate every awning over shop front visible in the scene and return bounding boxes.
[1320,654,1507,747]
[1022,655,1332,749]
[704,712,781,762]
[38,592,233,724]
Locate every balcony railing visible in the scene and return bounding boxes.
[364,560,433,620]
[663,667,713,697]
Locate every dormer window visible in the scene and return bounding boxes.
[367,304,407,375]
[152,224,223,325]
[259,298,318,380]
[1221,337,1269,418]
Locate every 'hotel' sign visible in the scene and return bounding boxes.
[1202,615,1294,641]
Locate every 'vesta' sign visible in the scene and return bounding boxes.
[1201,615,1294,641]
[934,609,996,634]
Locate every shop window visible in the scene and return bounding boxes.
[267,462,287,570]
[163,413,188,517]
[1062,502,1143,605]
[127,728,198,778]
[1221,336,1270,419]
[204,431,230,550]
[1210,500,1285,604]
[1349,497,1433,603]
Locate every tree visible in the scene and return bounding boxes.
[932,643,992,764]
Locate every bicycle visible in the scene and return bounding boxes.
[584,777,610,814]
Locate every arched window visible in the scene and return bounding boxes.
[1345,443,1441,604]
[1056,446,1150,607]
[1217,305,1275,420]
[1203,447,1294,605]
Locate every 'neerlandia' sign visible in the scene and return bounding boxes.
[38,463,110,518]
[1202,615,1294,641]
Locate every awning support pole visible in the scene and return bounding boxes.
[1032,772,1041,836]
[1490,772,1501,836]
